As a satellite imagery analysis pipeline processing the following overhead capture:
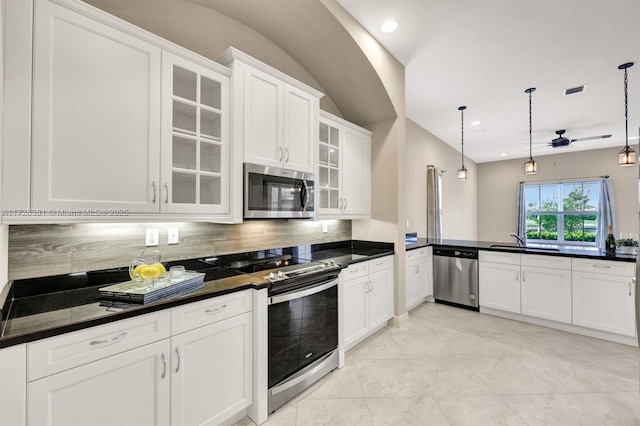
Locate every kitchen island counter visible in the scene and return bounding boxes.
[406,238,636,262]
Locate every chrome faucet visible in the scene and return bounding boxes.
[510,232,526,247]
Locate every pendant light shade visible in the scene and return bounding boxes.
[457,106,468,181]
[618,62,636,166]
[524,88,537,174]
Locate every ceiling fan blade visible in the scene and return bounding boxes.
[570,134,612,142]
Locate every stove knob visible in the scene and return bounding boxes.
[277,271,285,278]
[269,272,277,280]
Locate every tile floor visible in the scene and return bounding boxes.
[238,302,640,425]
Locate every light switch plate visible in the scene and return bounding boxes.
[168,227,179,245]
[145,228,159,246]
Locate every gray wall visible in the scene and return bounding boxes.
[405,119,478,240]
[477,145,639,243]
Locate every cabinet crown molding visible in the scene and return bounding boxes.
[216,46,324,99]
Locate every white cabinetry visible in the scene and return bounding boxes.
[520,254,572,324]
[30,0,161,213]
[0,344,26,426]
[217,47,321,174]
[170,292,252,426]
[161,51,231,215]
[4,0,238,222]
[405,247,431,311]
[317,111,371,218]
[479,251,521,313]
[27,311,172,426]
[572,259,636,337]
[24,291,253,426]
[341,256,394,351]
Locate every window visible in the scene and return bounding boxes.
[524,180,601,246]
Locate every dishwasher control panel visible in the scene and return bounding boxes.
[433,248,478,259]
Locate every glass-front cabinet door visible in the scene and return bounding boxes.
[318,118,342,215]
[161,52,229,214]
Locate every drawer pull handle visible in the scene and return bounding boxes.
[592,264,611,269]
[350,269,359,274]
[161,352,167,379]
[205,304,227,314]
[175,347,181,373]
[304,352,313,359]
[89,332,127,346]
[375,262,384,266]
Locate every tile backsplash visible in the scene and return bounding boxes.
[8,220,351,280]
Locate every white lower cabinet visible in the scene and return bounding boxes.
[480,250,637,341]
[28,339,171,426]
[572,259,636,337]
[0,344,26,426]
[479,251,521,313]
[405,247,430,311]
[170,312,252,426]
[520,255,572,324]
[25,291,253,426]
[342,256,394,351]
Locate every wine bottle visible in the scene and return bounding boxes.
[606,225,616,256]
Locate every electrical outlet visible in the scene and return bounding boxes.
[168,227,179,245]
[145,228,159,247]
[322,222,328,233]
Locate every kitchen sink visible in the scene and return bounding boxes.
[489,244,560,252]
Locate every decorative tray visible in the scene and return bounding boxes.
[99,271,205,304]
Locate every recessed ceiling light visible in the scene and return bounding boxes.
[500,153,508,157]
[381,19,398,33]
[471,121,481,126]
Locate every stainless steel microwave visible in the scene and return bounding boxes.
[244,163,315,219]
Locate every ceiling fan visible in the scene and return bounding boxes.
[545,129,612,148]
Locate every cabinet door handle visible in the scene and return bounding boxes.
[205,304,227,314]
[89,332,127,346]
[161,352,167,379]
[164,183,169,204]
[285,147,290,162]
[343,198,348,210]
[416,264,420,273]
[629,282,633,297]
[522,270,526,282]
[175,347,181,373]
[369,280,373,293]
[279,147,284,162]
[152,182,157,203]
[516,270,519,281]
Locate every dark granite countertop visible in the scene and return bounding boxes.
[0,240,394,349]
[406,237,636,262]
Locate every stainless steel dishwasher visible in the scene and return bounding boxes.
[433,247,479,311]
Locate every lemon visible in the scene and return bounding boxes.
[150,263,166,275]
[139,265,158,279]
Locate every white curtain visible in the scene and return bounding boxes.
[516,183,527,239]
[596,178,616,249]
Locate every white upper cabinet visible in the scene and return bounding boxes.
[161,52,231,215]
[217,47,322,174]
[4,0,238,222]
[317,110,371,219]
[31,0,161,213]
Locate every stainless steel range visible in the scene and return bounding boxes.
[228,256,342,413]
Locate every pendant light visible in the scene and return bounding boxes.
[457,105,468,180]
[618,62,636,166]
[524,87,537,174]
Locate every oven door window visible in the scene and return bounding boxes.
[247,172,311,212]
[268,285,337,388]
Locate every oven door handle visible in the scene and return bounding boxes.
[269,278,338,305]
